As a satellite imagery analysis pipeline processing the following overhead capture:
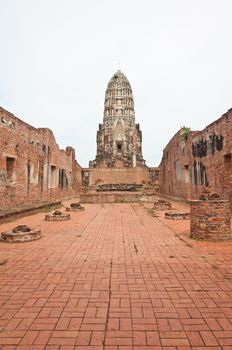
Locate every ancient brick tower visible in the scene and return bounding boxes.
[91,70,146,168]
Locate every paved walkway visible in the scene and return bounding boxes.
[1,202,232,349]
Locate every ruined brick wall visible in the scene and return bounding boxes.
[0,107,81,209]
[159,108,232,204]
[81,167,158,188]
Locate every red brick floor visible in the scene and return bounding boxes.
[1,202,232,349]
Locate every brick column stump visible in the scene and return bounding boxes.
[190,200,231,241]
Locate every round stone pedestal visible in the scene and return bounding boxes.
[0,225,41,243]
[66,203,84,212]
[45,211,70,221]
[190,200,231,241]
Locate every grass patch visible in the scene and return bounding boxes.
[146,208,159,217]
[42,203,63,213]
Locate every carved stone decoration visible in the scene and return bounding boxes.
[1,225,41,243]
[90,70,146,168]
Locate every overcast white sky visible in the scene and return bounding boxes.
[0,0,232,167]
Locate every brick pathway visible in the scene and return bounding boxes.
[1,202,232,349]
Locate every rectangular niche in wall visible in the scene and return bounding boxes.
[50,165,57,188]
[59,169,67,189]
[6,157,16,187]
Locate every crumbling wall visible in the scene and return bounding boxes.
[0,107,81,209]
[159,108,232,203]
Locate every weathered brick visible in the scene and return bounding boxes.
[0,107,81,211]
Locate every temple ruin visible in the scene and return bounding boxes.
[1,70,232,215]
[91,70,145,168]
[82,70,159,191]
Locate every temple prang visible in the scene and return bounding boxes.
[91,70,146,168]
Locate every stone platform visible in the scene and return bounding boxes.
[80,191,157,203]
